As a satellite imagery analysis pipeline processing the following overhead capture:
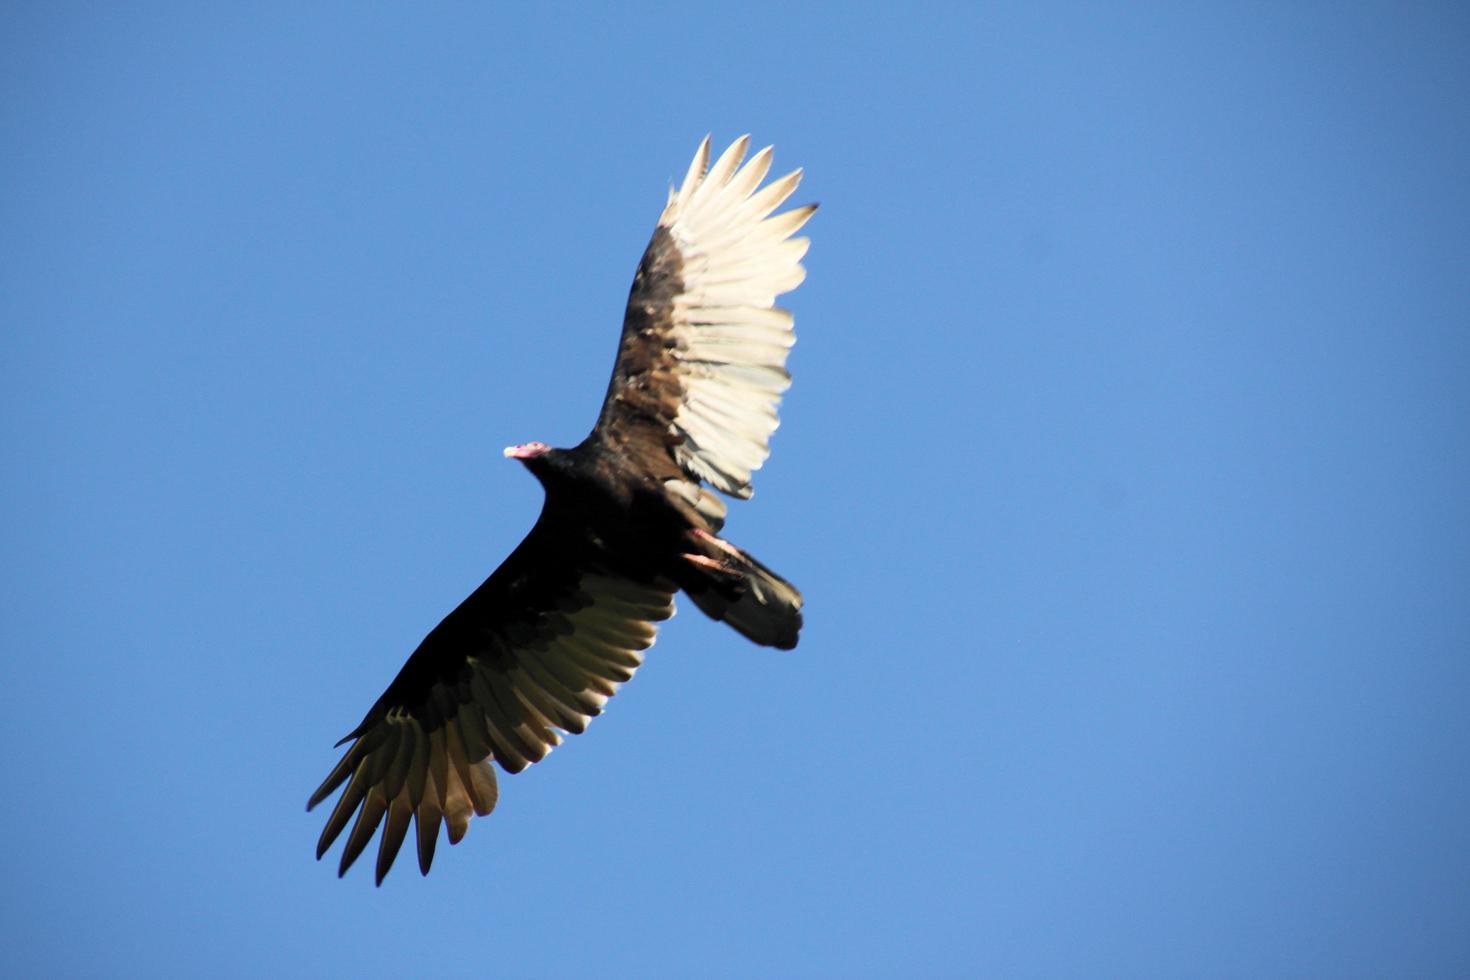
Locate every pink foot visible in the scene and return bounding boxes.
[689,528,743,558]
[682,553,741,578]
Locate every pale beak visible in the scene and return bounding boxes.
[502,446,517,458]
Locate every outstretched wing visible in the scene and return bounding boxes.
[593,135,815,500]
[307,512,675,884]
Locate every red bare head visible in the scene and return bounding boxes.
[502,441,551,460]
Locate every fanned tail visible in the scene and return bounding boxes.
[678,529,803,650]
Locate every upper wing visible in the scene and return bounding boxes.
[593,136,815,500]
[307,512,675,884]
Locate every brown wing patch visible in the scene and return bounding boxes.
[593,224,690,487]
[308,572,674,884]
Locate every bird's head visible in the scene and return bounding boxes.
[503,441,551,463]
[502,443,552,473]
[503,441,560,486]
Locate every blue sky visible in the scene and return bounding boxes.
[4,4,1468,977]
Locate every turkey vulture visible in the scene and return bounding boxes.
[308,135,814,883]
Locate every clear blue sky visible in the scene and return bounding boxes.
[4,4,1468,977]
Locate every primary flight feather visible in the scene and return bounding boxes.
[308,135,814,883]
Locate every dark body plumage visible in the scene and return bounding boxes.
[309,136,814,883]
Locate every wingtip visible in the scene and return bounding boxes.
[674,136,713,210]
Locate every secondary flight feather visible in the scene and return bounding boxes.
[309,135,815,883]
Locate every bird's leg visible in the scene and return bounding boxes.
[689,527,746,560]
[681,552,743,579]
[683,529,746,578]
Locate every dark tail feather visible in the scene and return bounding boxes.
[678,531,803,649]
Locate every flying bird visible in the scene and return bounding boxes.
[309,135,815,884]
